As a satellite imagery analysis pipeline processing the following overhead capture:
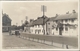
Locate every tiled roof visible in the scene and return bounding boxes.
[27,12,78,27]
[27,21,34,27]
[3,14,12,21]
[49,13,78,21]
[27,16,49,27]
[49,17,56,21]
[54,13,78,20]
[33,16,49,25]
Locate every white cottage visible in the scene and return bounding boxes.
[29,16,49,35]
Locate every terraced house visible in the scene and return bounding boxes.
[26,10,78,37]
[47,10,78,36]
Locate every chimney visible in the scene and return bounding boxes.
[30,19,34,22]
[37,17,41,19]
[73,10,76,13]
[55,14,58,17]
[66,11,69,14]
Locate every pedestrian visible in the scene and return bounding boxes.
[9,30,11,35]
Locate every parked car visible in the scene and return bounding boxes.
[11,30,15,35]
[15,30,20,36]
[11,30,20,35]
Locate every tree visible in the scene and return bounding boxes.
[24,16,29,26]
[24,20,29,25]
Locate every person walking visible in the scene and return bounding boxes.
[9,29,11,35]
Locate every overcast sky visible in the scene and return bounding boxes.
[2,1,78,26]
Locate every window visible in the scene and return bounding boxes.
[65,27,68,31]
[56,27,58,31]
[39,30,41,32]
[38,30,41,34]
[56,20,58,23]
[32,25,34,27]
[61,20,63,23]
[71,19,74,23]
[35,30,37,34]
[68,19,71,21]
[65,19,68,22]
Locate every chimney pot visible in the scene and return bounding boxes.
[73,10,76,13]
[56,14,58,17]
[66,11,69,14]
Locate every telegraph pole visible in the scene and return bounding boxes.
[41,5,46,35]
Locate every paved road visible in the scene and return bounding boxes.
[3,33,62,49]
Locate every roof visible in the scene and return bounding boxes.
[27,12,78,27]
[2,13,12,22]
[33,16,49,25]
[54,13,78,20]
[27,16,49,27]
[49,17,56,21]
[27,21,34,27]
[49,13,78,21]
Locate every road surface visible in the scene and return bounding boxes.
[3,32,62,49]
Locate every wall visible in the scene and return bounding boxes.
[30,25,43,35]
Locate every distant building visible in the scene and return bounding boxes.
[47,10,78,36]
[2,13,12,32]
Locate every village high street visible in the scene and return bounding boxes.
[2,1,78,49]
[3,32,61,49]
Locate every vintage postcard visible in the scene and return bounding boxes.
[1,0,79,50]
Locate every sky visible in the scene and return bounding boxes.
[2,1,78,26]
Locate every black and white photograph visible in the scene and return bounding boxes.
[2,0,78,49]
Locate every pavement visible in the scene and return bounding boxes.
[2,32,62,49]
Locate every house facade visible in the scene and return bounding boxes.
[28,16,49,35]
[2,13,12,32]
[25,10,78,36]
[46,10,78,36]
